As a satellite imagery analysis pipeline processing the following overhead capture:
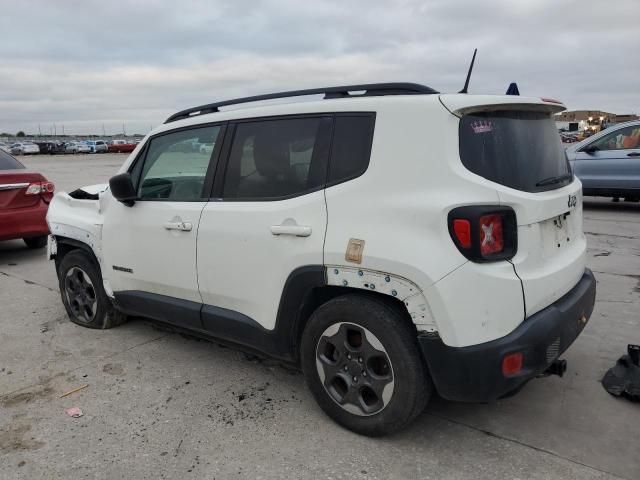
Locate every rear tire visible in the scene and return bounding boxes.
[23,236,47,249]
[300,294,431,436]
[57,250,127,329]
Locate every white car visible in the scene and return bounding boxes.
[10,142,40,155]
[83,140,108,153]
[46,83,596,436]
[65,142,91,154]
[0,142,12,153]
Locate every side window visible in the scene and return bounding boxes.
[222,117,330,200]
[134,125,221,201]
[327,115,375,184]
[589,125,640,152]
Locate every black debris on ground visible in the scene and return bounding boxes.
[602,344,640,402]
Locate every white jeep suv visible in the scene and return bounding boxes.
[46,83,596,436]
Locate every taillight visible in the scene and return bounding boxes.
[448,206,517,262]
[479,214,504,255]
[25,182,55,195]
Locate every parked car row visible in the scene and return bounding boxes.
[0,139,139,155]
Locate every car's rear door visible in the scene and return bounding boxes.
[102,124,225,329]
[196,115,331,337]
[571,124,640,194]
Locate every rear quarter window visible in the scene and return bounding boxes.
[327,114,375,185]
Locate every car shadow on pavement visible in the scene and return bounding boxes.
[583,197,640,212]
[0,240,47,264]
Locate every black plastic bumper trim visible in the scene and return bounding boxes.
[419,269,596,402]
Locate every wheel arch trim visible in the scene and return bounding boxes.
[325,265,437,333]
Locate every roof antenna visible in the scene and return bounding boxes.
[458,48,477,94]
[506,82,520,95]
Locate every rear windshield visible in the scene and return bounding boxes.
[0,150,25,170]
[459,110,571,192]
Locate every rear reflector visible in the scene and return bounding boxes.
[479,214,504,255]
[25,182,55,195]
[502,352,524,376]
[452,219,472,248]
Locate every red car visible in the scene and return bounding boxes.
[107,140,137,153]
[0,150,54,248]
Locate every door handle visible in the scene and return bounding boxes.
[270,224,312,237]
[627,152,640,157]
[164,221,192,231]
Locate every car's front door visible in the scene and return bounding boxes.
[102,124,224,329]
[571,124,640,194]
[196,115,332,335]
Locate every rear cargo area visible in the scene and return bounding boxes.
[442,94,588,319]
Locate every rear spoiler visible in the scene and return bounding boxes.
[439,94,566,116]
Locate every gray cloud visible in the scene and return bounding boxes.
[0,0,637,134]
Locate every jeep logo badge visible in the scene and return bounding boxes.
[568,194,577,208]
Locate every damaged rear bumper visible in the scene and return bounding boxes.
[419,269,596,402]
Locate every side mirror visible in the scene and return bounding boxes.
[109,173,137,207]
[582,144,599,154]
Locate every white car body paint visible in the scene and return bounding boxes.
[197,192,326,330]
[11,142,40,154]
[46,92,588,349]
[101,192,207,303]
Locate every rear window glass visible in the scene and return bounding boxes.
[222,117,329,200]
[0,151,25,170]
[459,111,571,192]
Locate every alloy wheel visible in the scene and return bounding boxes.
[315,322,394,416]
[64,267,97,323]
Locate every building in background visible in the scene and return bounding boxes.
[555,110,639,137]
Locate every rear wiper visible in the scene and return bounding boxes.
[536,173,573,187]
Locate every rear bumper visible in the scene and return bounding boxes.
[419,269,596,402]
[0,200,49,241]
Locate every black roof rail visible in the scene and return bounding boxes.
[164,82,438,123]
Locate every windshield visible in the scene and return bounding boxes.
[459,110,571,192]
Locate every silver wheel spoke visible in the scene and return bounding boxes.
[316,322,395,417]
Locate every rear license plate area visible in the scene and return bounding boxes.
[540,212,575,253]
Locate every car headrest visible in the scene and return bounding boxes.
[253,130,290,178]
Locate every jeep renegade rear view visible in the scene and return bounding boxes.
[46,83,596,436]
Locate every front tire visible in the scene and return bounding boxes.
[300,294,431,436]
[57,250,127,329]
[23,236,47,249]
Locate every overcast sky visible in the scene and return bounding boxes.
[1,0,637,135]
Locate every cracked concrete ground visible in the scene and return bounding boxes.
[1,154,639,479]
